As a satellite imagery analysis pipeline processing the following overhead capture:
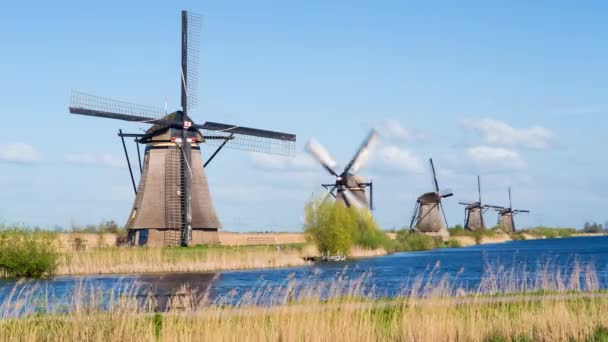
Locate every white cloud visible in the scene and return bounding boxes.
[466,146,527,170]
[376,120,430,142]
[64,153,125,168]
[0,143,41,164]
[372,145,424,174]
[250,153,317,172]
[465,118,555,149]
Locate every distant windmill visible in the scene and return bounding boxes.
[68,11,296,247]
[409,158,453,240]
[495,187,530,233]
[306,131,377,211]
[458,176,503,231]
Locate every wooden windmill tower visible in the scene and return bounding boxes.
[305,130,377,211]
[409,158,453,240]
[495,187,530,233]
[458,176,503,231]
[68,11,296,247]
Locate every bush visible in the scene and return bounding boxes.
[0,227,59,278]
[394,231,437,251]
[303,200,389,255]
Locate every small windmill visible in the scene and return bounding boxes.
[495,187,530,233]
[68,11,296,247]
[409,158,453,240]
[458,176,503,231]
[306,131,378,211]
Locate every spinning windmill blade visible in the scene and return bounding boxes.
[344,130,378,174]
[342,188,367,210]
[306,130,377,211]
[306,139,339,177]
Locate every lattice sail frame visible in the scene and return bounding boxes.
[185,12,202,111]
[202,131,295,156]
[71,91,166,120]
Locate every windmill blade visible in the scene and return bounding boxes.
[305,139,339,176]
[458,201,474,206]
[508,187,512,209]
[197,122,296,156]
[342,188,367,210]
[343,130,378,174]
[181,11,202,113]
[439,202,449,228]
[429,158,440,193]
[484,205,504,209]
[69,91,172,124]
[439,188,453,198]
[477,175,482,203]
[196,122,296,141]
[514,209,530,213]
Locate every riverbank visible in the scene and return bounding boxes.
[1,289,607,341]
[54,244,387,277]
[452,231,606,247]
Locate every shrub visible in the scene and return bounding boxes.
[0,227,59,278]
[303,200,389,255]
[394,231,437,251]
[446,238,462,248]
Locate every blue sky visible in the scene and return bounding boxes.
[1,0,607,231]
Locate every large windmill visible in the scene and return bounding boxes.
[495,187,530,233]
[458,176,503,231]
[306,131,377,210]
[409,158,453,240]
[68,11,296,247]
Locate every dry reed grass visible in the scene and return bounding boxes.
[0,263,607,341]
[56,245,316,276]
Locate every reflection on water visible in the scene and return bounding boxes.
[133,273,219,311]
[1,236,608,316]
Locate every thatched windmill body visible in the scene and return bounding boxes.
[495,187,530,233]
[68,11,295,247]
[409,158,453,241]
[458,176,503,231]
[306,131,377,211]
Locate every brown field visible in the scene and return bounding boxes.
[57,231,307,251]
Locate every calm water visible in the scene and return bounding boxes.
[1,236,607,313]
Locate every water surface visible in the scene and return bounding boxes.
[1,236,606,313]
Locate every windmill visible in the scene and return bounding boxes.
[458,176,503,231]
[68,11,296,247]
[495,187,530,233]
[306,131,377,211]
[409,158,453,240]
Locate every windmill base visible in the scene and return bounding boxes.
[127,228,220,247]
[422,229,450,242]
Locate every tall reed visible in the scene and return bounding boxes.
[0,262,606,341]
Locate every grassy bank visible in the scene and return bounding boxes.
[56,244,315,276]
[1,281,607,341]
